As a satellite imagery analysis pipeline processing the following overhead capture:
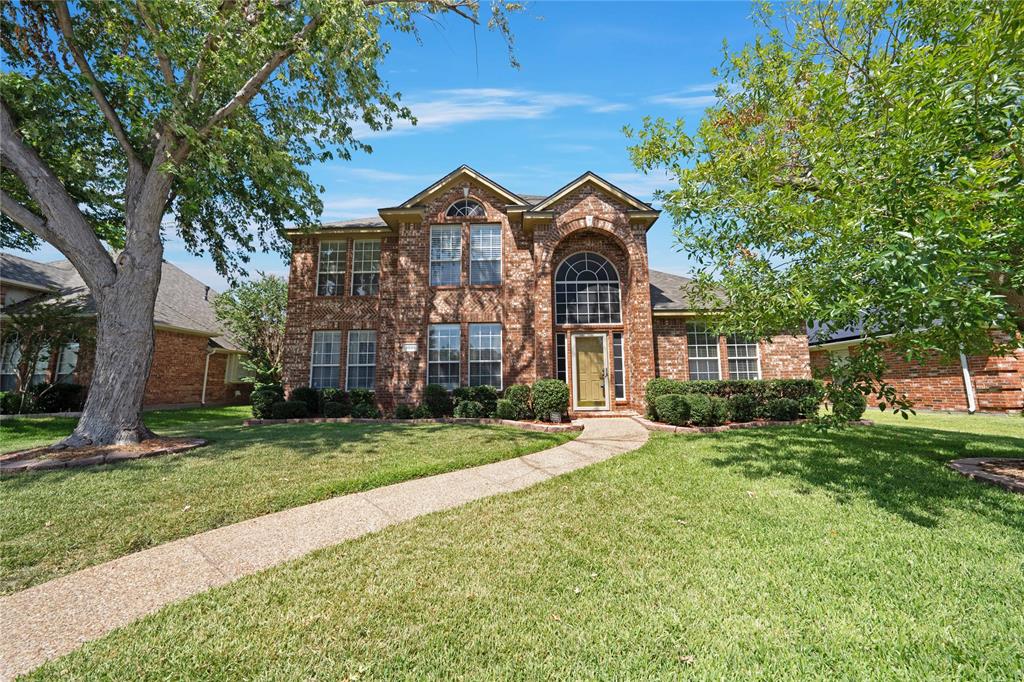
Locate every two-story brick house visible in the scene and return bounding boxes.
[282,166,811,415]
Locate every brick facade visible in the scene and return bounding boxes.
[282,168,814,415]
[809,344,1024,413]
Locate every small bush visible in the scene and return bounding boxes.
[645,378,687,418]
[319,388,350,416]
[31,382,85,413]
[797,395,822,418]
[834,392,868,421]
[322,401,346,418]
[654,394,691,426]
[271,400,308,419]
[351,402,381,419]
[684,394,713,426]
[502,384,532,419]
[532,379,569,421]
[494,399,518,420]
[0,391,33,415]
[251,389,279,419]
[453,400,485,418]
[766,397,801,421]
[349,388,375,408]
[470,385,499,417]
[289,386,320,416]
[727,394,757,422]
[412,403,434,419]
[394,404,415,419]
[708,396,729,426]
[254,382,284,399]
[423,384,453,417]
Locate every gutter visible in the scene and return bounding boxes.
[959,353,978,414]
[200,347,215,405]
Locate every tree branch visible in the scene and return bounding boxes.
[53,1,142,170]
[133,0,176,88]
[0,189,47,235]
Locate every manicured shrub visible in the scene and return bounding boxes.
[502,384,532,419]
[251,388,279,419]
[654,394,691,426]
[348,388,375,408]
[494,399,518,420]
[766,397,801,421]
[0,391,33,415]
[319,388,350,416]
[644,378,687,418]
[684,393,713,426]
[31,382,85,412]
[350,402,382,419]
[271,400,308,419]
[470,385,499,417]
[833,392,868,421]
[289,386,320,416]
[727,394,757,422]
[394,404,415,419]
[423,384,453,417]
[412,403,434,419]
[532,379,569,421]
[322,401,346,418]
[453,400,485,418]
[708,396,729,426]
[798,395,822,418]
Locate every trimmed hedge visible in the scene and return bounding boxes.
[251,388,279,419]
[348,388,375,409]
[351,402,381,419]
[289,386,320,416]
[271,400,308,419]
[393,404,415,419]
[453,399,485,418]
[533,379,569,421]
[727,394,757,422]
[322,401,346,418]
[454,385,499,417]
[31,382,85,413]
[319,388,351,416]
[494,398,518,420]
[646,378,824,424]
[423,384,453,417]
[502,384,532,419]
[654,394,690,426]
[709,396,729,426]
[412,403,434,419]
[766,397,801,421]
[684,394,713,426]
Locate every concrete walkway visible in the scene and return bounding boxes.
[0,417,648,679]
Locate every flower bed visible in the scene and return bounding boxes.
[242,416,583,434]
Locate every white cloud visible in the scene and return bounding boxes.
[333,167,433,183]
[647,93,720,109]
[603,170,676,201]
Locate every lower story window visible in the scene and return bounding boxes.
[56,342,79,382]
[346,330,377,391]
[555,333,567,382]
[612,332,625,400]
[726,334,760,380]
[687,321,721,380]
[469,323,502,388]
[309,331,341,389]
[428,324,460,390]
[224,354,245,383]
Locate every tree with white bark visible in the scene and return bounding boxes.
[1,0,519,446]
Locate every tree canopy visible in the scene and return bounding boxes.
[213,272,287,387]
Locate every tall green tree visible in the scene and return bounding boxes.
[213,272,287,387]
[627,0,1023,418]
[1,0,518,445]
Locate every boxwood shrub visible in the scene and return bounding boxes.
[834,392,868,421]
[454,385,498,417]
[393,404,415,419]
[727,394,757,422]
[644,377,688,419]
[251,388,279,419]
[319,388,350,416]
[502,384,532,419]
[532,379,569,421]
[645,378,824,423]
[348,388,375,408]
[322,401,347,418]
[453,400,485,418]
[494,398,518,420]
[31,382,86,413]
[271,400,308,419]
[766,397,801,421]
[351,402,381,419]
[423,384,453,417]
[412,403,434,419]
[653,394,690,426]
[289,386,320,416]
[684,394,713,426]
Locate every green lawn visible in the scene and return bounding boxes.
[28,411,1024,680]
[0,406,575,594]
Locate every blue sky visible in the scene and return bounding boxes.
[13,1,759,289]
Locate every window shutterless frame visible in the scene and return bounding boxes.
[468,323,502,389]
[725,334,761,380]
[469,224,502,286]
[308,330,342,389]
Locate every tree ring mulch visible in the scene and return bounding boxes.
[0,437,207,474]
[947,458,1024,494]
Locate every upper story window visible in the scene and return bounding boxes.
[430,225,462,286]
[317,241,347,296]
[470,224,501,285]
[446,199,485,219]
[554,252,622,325]
[351,239,381,296]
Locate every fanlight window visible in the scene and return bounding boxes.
[446,199,485,218]
[554,252,622,325]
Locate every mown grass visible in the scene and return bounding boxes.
[29,412,1024,680]
[0,406,574,594]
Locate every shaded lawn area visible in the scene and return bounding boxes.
[0,406,575,595]
[29,412,1024,680]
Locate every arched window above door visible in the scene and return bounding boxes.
[446,199,485,218]
[554,252,622,325]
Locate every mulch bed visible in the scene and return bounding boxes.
[242,416,583,434]
[947,458,1024,494]
[0,437,207,474]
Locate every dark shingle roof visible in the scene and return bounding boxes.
[0,253,69,291]
[320,217,387,229]
[649,270,696,310]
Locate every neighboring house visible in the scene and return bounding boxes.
[0,253,249,407]
[808,323,1024,413]
[282,166,811,415]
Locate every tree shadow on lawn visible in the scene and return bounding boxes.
[703,423,1024,531]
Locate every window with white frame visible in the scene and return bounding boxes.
[427,324,460,389]
[554,252,622,325]
[555,332,567,382]
[317,241,347,296]
[351,240,381,296]
[612,332,625,400]
[469,323,502,388]
[56,341,79,382]
[0,340,18,392]
[224,354,245,383]
[429,226,461,286]
[726,334,760,379]
[309,331,341,389]
[446,199,485,218]
[686,321,720,380]
[346,330,377,390]
[470,225,501,285]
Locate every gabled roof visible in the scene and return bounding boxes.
[0,253,69,292]
[395,164,525,208]
[648,269,726,312]
[531,171,655,212]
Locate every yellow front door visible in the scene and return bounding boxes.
[575,336,606,408]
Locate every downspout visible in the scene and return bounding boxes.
[201,348,215,405]
[959,353,977,414]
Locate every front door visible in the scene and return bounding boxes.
[574,335,607,409]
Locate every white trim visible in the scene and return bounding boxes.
[468,323,503,390]
[349,238,381,296]
[345,329,377,391]
[685,320,722,380]
[571,332,610,411]
[469,223,503,286]
[726,334,762,380]
[554,251,623,326]
[309,330,342,389]
[316,239,347,297]
[959,353,978,413]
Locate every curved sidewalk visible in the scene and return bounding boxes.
[0,417,648,679]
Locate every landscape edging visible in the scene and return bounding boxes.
[242,416,583,433]
[631,415,873,433]
[0,438,208,474]
[946,458,1024,494]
